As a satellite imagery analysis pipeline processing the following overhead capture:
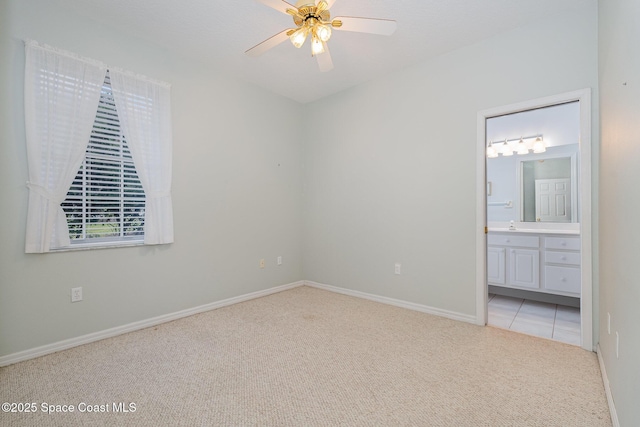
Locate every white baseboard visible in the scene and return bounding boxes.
[597,344,620,427]
[1,280,483,367]
[305,280,477,324]
[0,281,305,367]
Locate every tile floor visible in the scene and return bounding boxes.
[487,294,581,346]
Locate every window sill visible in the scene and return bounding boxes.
[51,240,145,252]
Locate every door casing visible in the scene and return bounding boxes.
[475,89,593,351]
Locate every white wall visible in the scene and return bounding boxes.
[0,0,304,357]
[598,0,640,424]
[302,3,598,318]
[486,101,581,149]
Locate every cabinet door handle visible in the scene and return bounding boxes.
[505,239,510,243]
[561,241,566,246]
[561,277,567,282]
[561,256,567,261]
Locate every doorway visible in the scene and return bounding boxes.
[475,90,593,351]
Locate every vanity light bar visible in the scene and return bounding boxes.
[487,134,545,158]
[500,134,542,145]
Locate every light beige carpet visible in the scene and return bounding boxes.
[0,286,611,426]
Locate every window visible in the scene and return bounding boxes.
[62,72,146,246]
[23,41,173,253]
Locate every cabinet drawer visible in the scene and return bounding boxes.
[544,265,581,294]
[545,236,580,251]
[545,250,581,266]
[488,234,539,248]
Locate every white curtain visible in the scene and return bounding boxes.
[24,41,107,253]
[109,70,174,245]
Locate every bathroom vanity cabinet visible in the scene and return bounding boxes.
[487,232,580,297]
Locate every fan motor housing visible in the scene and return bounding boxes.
[293,6,330,27]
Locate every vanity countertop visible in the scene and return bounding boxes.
[487,222,580,235]
[488,227,580,235]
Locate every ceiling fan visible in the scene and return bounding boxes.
[245,0,397,72]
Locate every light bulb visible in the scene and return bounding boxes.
[311,35,325,56]
[290,27,308,49]
[316,23,332,42]
[501,143,514,156]
[532,136,546,153]
[487,141,498,158]
[516,139,529,155]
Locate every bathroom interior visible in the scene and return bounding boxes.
[485,101,582,346]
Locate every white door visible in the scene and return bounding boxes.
[535,178,571,222]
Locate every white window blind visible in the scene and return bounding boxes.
[61,71,146,245]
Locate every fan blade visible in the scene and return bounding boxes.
[316,43,334,72]
[332,16,397,36]
[245,29,292,57]
[316,0,331,14]
[256,0,298,15]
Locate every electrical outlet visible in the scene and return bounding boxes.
[616,332,619,358]
[394,263,401,275]
[277,256,282,266]
[607,312,611,334]
[71,287,83,302]
[260,259,265,269]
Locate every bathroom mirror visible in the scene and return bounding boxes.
[485,101,581,225]
[518,151,578,223]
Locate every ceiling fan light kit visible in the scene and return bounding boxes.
[246,0,397,71]
[286,1,333,55]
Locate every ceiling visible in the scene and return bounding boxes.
[54,0,588,104]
